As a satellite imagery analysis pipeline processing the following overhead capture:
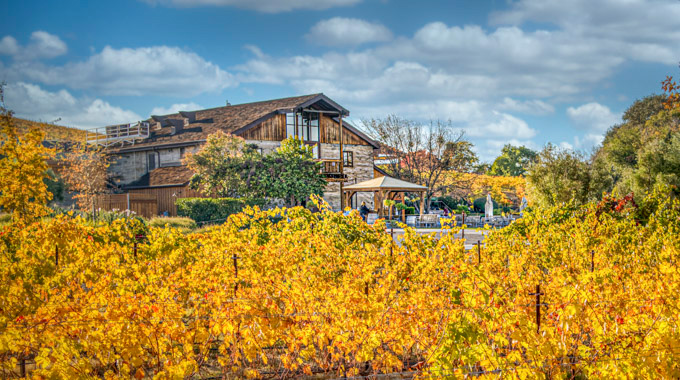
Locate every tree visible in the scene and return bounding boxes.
[185,131,264,198]
[593,93,679,198]
[526,144,596,208]
[487,144,538,176]
[261,137,326,207]
[186,133,326,207]
[0,84,53,223]
[362,115,477,211]
[60,145,111,215]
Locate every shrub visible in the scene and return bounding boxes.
[405,206,416,215]
[176,197,266,224]
[148,217,197,233]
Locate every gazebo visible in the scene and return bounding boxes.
[342,176,427,219]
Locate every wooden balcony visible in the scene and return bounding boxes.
[318,159,347,182]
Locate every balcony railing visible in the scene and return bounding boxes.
[317,159,347,181]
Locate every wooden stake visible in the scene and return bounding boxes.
[530,285,544,334]
[477,241,481,265]
[55,245,59,267]
[590,250,595,272]
[233,254,239,294]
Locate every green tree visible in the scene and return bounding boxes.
[593,94,679,197]
[186,131,263,198]
[186,133,326,206]
[261,137,326,207]
[526,144,595,208]
[488,144,538,176]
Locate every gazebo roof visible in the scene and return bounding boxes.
[343,176,427,192]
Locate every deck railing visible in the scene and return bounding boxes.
[317,159,347,181]
[86,121,150,147]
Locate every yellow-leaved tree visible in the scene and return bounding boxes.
[0,84,53,223]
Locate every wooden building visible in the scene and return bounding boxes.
[104,94,380,217]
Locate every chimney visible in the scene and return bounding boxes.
[179,111,196,123]
[150,115,167,130]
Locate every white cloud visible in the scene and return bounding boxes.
[558,141,574,150]
[306,18,392,47]
[4,82,141,129]
[12,45,235,96]
[0,36,19,56]
[0,31,67,60]
[490,0,680,65]
[142,0,361,12]
[497,97,554,115]
[150,102,204,116]
[567,102,620,132]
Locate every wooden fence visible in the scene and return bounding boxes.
[95,185,206,218]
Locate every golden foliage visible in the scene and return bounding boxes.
[443,171,527,206]
[0,110,53,223]
[1,190,679,378]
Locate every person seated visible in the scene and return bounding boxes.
[359,201,370,221]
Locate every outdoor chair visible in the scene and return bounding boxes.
[417,214,440,228]
[406,215,418,227]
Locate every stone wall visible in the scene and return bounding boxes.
[320,143,375,210]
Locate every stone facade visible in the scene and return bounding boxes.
[111,145,200,185]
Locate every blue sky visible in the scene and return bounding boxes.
[1,0,678,161]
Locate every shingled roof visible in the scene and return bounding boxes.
[111,93,353,152]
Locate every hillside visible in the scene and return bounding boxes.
[12,117,86,142]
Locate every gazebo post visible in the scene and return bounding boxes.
[419,191,425,218]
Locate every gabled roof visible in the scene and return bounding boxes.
[111,93,359,152]
[343,175,427,191]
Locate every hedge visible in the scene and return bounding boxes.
[176,198,266,224]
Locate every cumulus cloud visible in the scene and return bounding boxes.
[0,31,67,60]
[150,102,205,116]
[306,18,392,47]
[490,0,680,65]
[142,0,361,12]
[567,102,620,132]
[11,45,235,96]
[4,82,141,129]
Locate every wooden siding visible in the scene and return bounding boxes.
[240,114,286,141]
[320,115,369,146]
[94,193,158,218]
[240,113,371,146]
[94,186,206,218]
[128,186,205,217]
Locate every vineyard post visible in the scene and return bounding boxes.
[477,241,481,265]
[20,358,26,377]
[530,285,544,334]
[233,254,239,294]
[55,245,59,267]
[133,242,137,259]
[590,250,594,272]
[462,212,465,239]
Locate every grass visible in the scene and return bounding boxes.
[148,216,198,234]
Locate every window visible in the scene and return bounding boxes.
[180,147,186,159]
[148,153,156,171]
[286,113,295,138]
[343,151,353,167]
[285,112,319,142]
[311,144,319,159]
